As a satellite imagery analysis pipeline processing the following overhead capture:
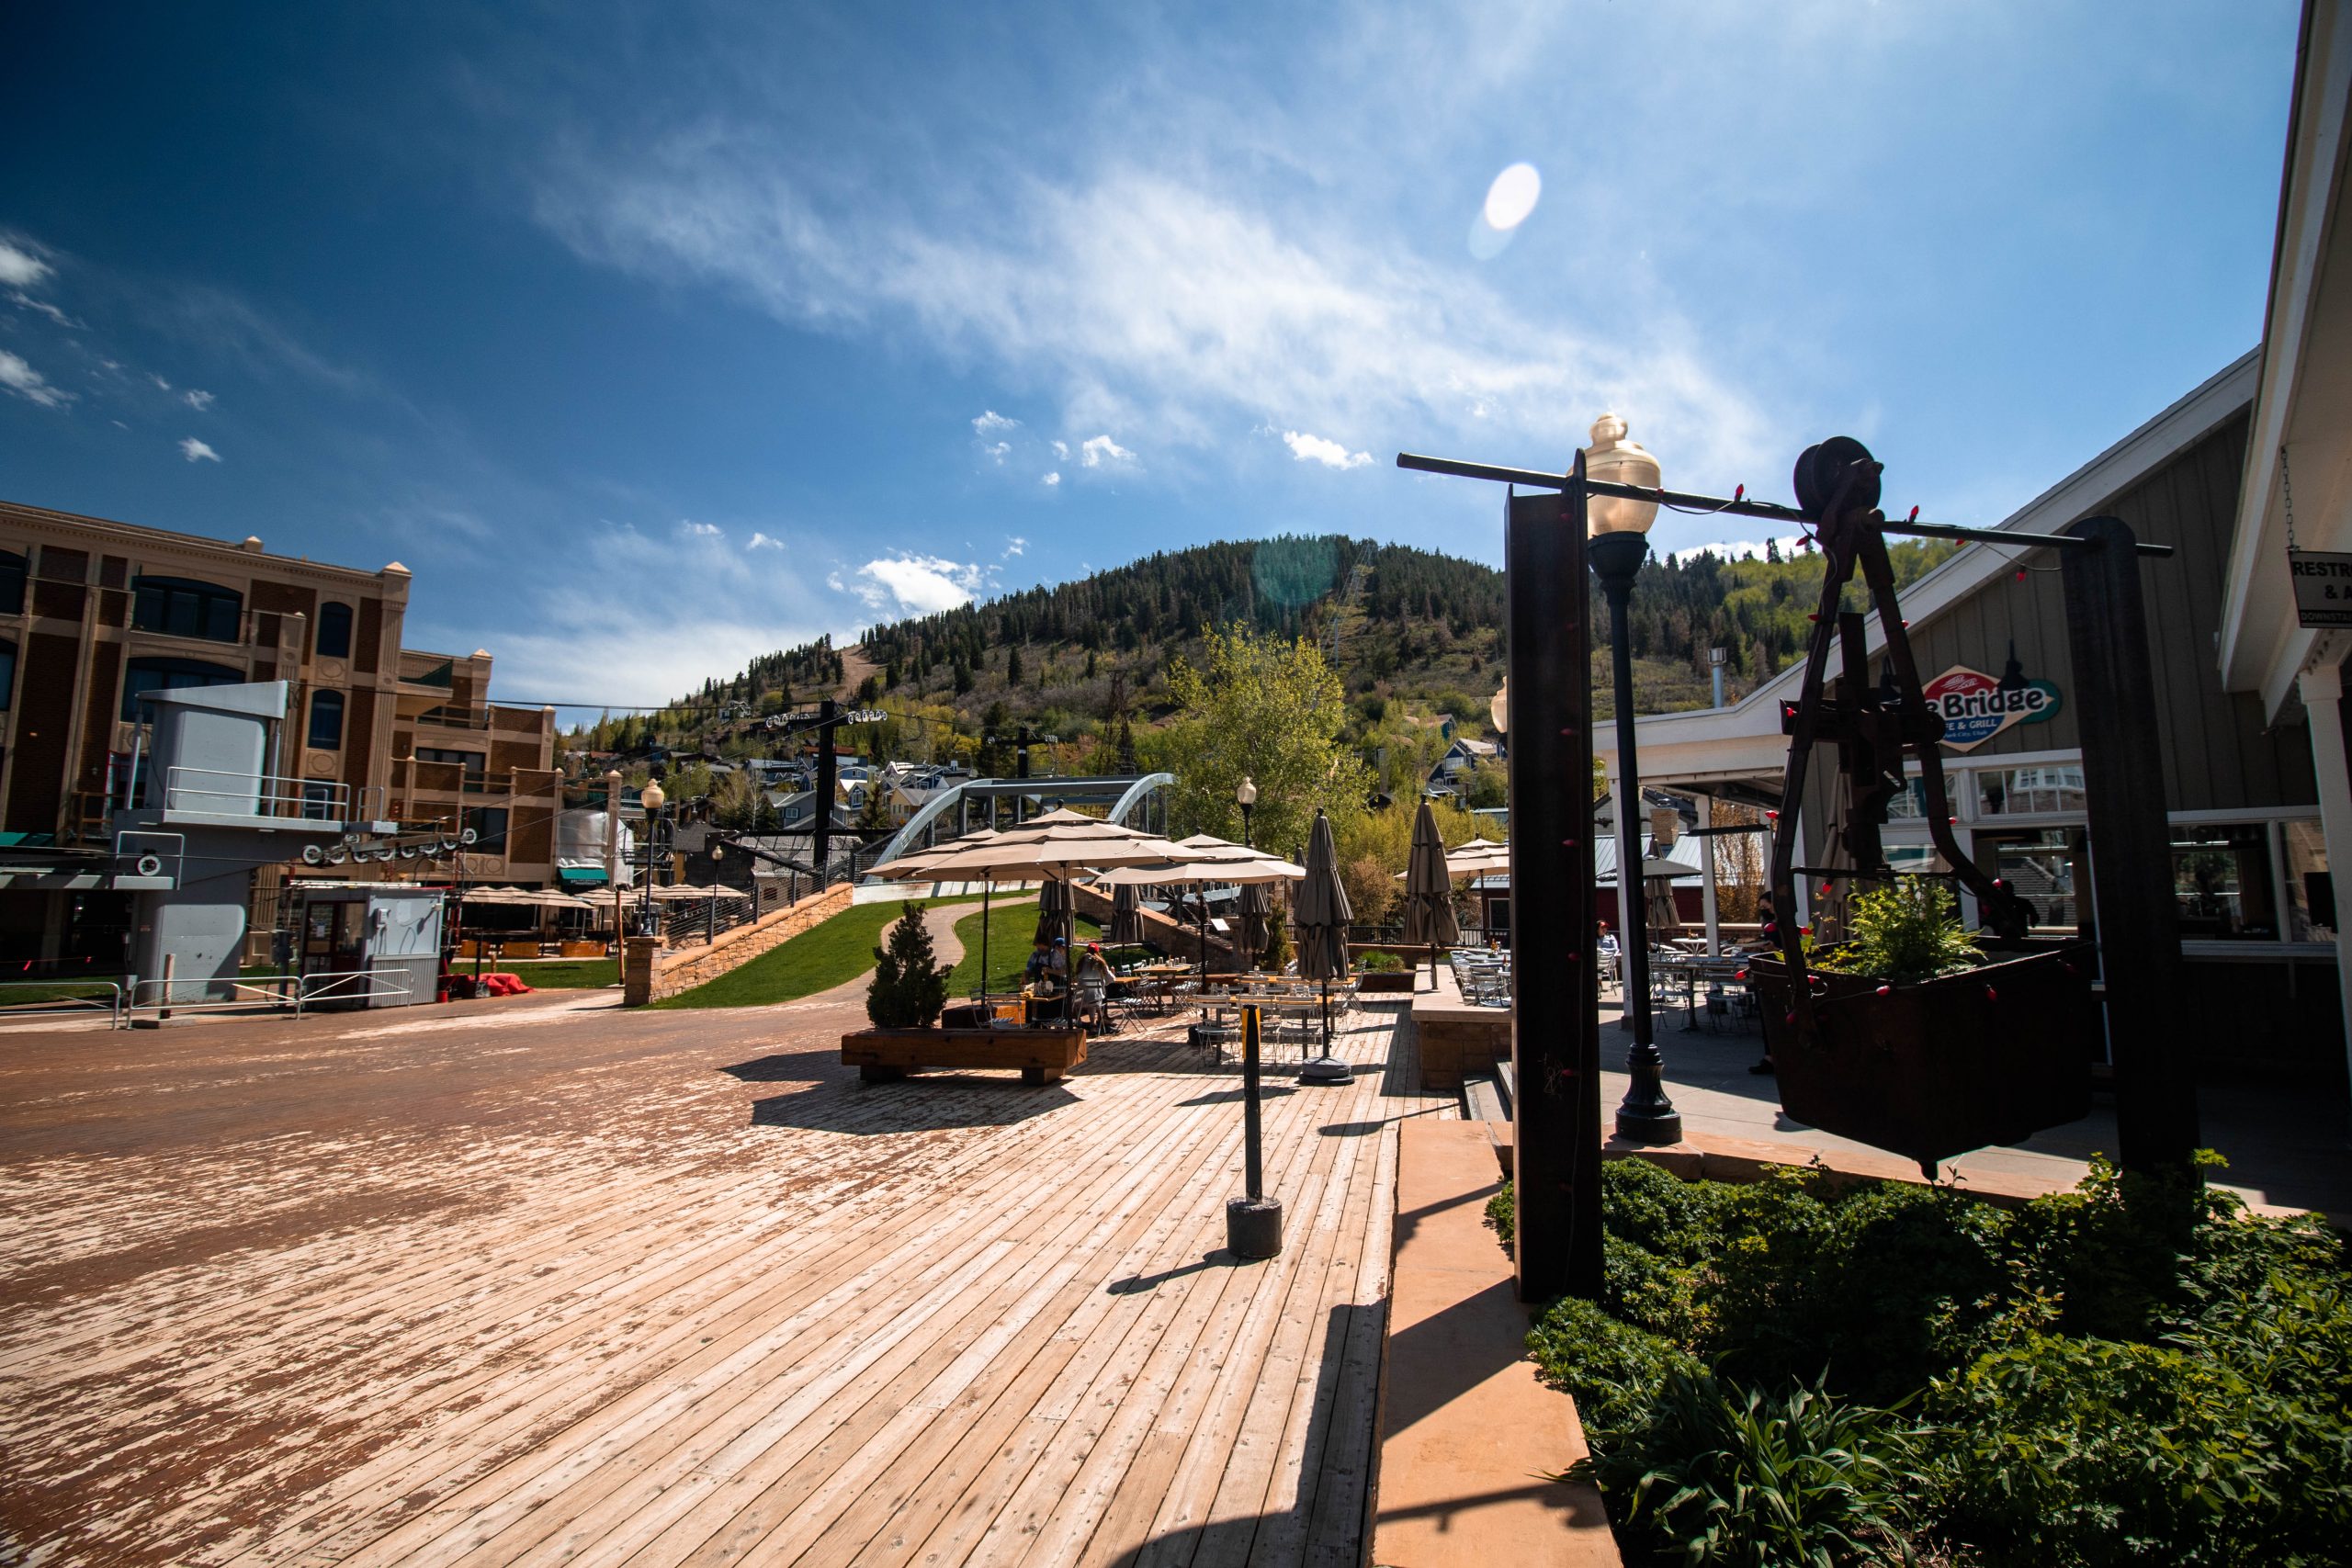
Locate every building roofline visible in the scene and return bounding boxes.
[0,498,409,592]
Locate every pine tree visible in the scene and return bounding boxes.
[1007,646,1024,684]
[866,902,952,1028]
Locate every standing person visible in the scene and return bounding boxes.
[1073,942,1114,1034]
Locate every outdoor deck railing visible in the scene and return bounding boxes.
[0,978,127,1029]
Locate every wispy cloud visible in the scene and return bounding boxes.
[680,519,724,538]
[8,291,78,329]
[1666,536,1806,565]
[1041,471,1060,487]
[1079,434,1134,468]
[972,410,1018,434]
[1051,440,1069,460]
[1002,535,1027,558]
[747,530,783,549]
[1281,430,1370,468]
[850,553,987,615]
[983,440,1009,463]
[151,372,173,392]
[183,389,215,412]
[0,240,52,289]
[179,436,221,463]
[0,350,72,409]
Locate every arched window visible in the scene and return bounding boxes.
[309,689,345,750]
[131,576,243,642]
[120,656,243,719]
[315,602,353,660]
[0,552,24,616]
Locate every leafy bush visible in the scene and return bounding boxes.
[1813,878,1982,984]
[1355,949,1406,973]
[865,901,953,1028]
[1521,1153,2352,1565]
[1486,1179,1514,1257]
[1566,1368,1930,1566]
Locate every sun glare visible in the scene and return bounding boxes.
[1482,162,1542,231]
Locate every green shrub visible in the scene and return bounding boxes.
[865,901,952,1028]
[1527,1294,1702,1436]
[1566,1367,1929,1566]
[1813,877,1982,984]
[1355,950,1406,973]
[1600,1155,1724,1264]
[1485,1179,1514,1258]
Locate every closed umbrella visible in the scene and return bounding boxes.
[1109,882,1145,947]
[1034,877,1071,948]
[1293,808,1353,1080]
[1399,800,1460,985]
[1233,882,1271,971]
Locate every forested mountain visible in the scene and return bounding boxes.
[576,533,1959,770]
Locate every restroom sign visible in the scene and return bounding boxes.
[1923,665,2062,750]
[2290,550,2352,627]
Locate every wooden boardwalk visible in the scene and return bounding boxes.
[0,986,1448,1566]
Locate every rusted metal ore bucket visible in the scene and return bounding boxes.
[1750,944,2098,1173]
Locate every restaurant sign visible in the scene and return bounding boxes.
[1923,665,2063,751]
[2290,550,2352,627]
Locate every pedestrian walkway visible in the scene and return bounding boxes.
[0,987,1448,1566]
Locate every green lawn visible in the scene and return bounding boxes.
[944,900,1113,997]
[652,895,983,1010]
[0,979,127,1010]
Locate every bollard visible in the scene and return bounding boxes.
[1225,1004,1283,1258]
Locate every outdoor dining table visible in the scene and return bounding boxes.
[1651,954,1755,1032]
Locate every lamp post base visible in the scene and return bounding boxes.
[1613,1104,1684,1144]
[1226,1197,1283,1258]
[1615,1040,1684,1144]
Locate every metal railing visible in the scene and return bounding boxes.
[299,968,415,1009]
[0,978,127,1028]
[162,766,350,819]
[122,967,413,1021]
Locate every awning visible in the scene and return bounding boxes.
[558,867,609,886]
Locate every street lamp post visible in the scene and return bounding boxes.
[1235,774,1258,849]
[1585,414,1682,1145]
[638,781,666,939]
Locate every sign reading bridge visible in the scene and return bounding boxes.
[1922,665,2063,751]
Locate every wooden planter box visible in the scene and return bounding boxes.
[1750,944,2098,1173]
[841,1026,1089,1086]
[1355,970,1417,994]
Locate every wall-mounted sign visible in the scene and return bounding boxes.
[2290,550,2352,627]
[1923,665,2063,751]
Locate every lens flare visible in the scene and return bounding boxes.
[1482,163,1542,231]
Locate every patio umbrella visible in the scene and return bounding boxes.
[1293,808,1353,1079]
[1095,839,1304,978]
[1233,882,1272,971]
[1034,876,1071,947]
[1399,801,1460,985]
[1108,882,1145,947]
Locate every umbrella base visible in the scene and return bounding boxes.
[1296,1055,1354,1086]
[1226,1197,1283,1258]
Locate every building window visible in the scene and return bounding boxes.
[0,551,24,615]
[0,640,14,709]
[2170,823,2278,940]
[300,783,339,822]
[464,806,509,853]
[415,746,487,793]
[131,576,243,642]
[1976,766,2086,817]
[1973,827,2088,931]
[121,656,243,719]
[316,602,353,660]
[309,690,345,750]
[2284,818,2332,940]
[1883,779,1929,821]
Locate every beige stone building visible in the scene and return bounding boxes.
[0,500,557,962]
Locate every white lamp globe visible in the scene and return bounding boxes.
[640,782,666,812]
[1489,680,1510,734]
[1235,775,1259,807]
[1584,413,1661,536]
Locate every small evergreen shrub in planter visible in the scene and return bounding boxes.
[1522,1155,2352,1566]
[865,901,952,1029]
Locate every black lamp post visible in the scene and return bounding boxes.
[1236,774,1258,849]
[1584,414,1682,1146]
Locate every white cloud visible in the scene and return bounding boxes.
[183,389,215,412]
[747,531,784,549]
[8,291,77,328]
[1042,471,1061,487]
[0,350,71,409]
[1002,535,1027,557]
[1281,430,1371,468]
[1665,536,1806,565]
[537,157,1783,485]
[179,437,221,463]
[0,241,51,289]
[971,410,1018,434]
[1080,434,1134,468]
[850,553,987,615]
[151,373,172,392]
[983,440,1009,463]
[680,519,724,538]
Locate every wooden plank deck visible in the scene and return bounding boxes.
[0,987,1448,1566]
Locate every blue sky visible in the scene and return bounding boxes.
[0,1,2301,706]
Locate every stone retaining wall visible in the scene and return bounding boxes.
[627,883,855,1004]
[1412,964,1512,1090]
